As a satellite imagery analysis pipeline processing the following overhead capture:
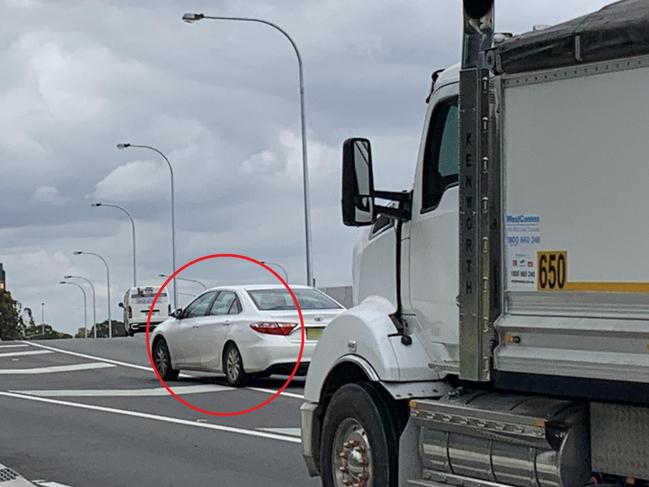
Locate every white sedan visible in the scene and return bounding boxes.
[150,284,345,386]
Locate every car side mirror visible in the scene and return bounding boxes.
[342,137,375,226]
[171,308,183,319]
[118,302,124,308]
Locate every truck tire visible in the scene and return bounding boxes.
[153,338,179,381]
[320,382,400,487]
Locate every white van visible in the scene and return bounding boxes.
[119,286,170,337]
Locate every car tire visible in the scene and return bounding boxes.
[153,338,179,381]
[223,343,248,387]
[127,330,135,337]
[320,382,401,487]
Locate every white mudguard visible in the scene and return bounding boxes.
[304,295,449,403]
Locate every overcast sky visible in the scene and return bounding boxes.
[1,0,610,333]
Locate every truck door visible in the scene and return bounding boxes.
[406,87,460,363]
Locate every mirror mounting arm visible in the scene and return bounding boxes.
[374,190,412,221]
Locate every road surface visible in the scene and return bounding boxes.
[0,336,318,487]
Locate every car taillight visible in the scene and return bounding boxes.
[250,322,297,336]
[128,306,132,319]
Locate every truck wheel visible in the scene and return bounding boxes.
[153,338,179,381]
[223,343,248,387]
[320,382,400,487]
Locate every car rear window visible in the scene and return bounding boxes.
[131,288,167,304]
[247,288,342,311]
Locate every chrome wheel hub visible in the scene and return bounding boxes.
[332,418,372,487]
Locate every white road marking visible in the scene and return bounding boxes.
[15,384,233,397]
[247,387,304,400]
[23,341,152,372]
[34,482,74,487]
[0,350,52,359]
[0,344,29,349]
[0,391,301,444]
[24,341,306,400]
[257,427,301,437]
[0,363,114,375]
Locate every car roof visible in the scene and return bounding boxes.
[204,284,314,293]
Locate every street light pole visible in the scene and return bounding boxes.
[41,302,45,337]
[91,202,137,287]
[64,275,97,339]
[73,251,112,338]
[60,281,88,338]
[117,143,177,306]
[261,261,289,284]
[182,12,314,286]
[158,273,207,291]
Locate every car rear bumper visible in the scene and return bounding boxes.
[240,341,317,373]
[128,320,164,332]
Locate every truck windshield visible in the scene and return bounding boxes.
[247,288,342,311]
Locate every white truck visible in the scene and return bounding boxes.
[301,1,649,486]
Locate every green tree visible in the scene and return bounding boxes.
[0,290,23,340]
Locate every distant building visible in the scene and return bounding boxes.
[0,263,5,291]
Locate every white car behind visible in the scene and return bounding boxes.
[120,286,170,337]
[150,284,345,386]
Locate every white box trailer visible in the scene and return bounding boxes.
[496,57,649,385]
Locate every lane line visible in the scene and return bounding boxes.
[0,391,301,444]
[34,482,74,487]
[257,427,301,437]
[0,344,30,349]
[14,384,233,397]
[24,342,305,400]
[0,350,53,359]
[0,363,114,375]
[247,387,304,400]
[23,341,152,372]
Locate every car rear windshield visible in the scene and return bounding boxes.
[131,288,167,304]
[247,288,342,311]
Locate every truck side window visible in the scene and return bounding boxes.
[421,98,459,212]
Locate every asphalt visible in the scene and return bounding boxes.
[0,336,319,487]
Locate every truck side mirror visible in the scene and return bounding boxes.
[342,138,375,226]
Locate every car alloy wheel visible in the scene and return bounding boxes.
[224,343,247,386]
[155,343,167,375]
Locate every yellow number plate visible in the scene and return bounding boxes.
[537,251,567,291]
[306,327,324,341]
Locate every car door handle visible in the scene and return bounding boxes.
[222,320,231,326]
[192,325,199,329]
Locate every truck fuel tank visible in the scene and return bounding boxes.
[409,390,590,487]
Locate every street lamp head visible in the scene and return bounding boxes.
[90,202,102,207]
[73,251,83,255]
[116,143,131,149]
[182,12,204,23]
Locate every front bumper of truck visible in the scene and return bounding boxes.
[300,401,320,476]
